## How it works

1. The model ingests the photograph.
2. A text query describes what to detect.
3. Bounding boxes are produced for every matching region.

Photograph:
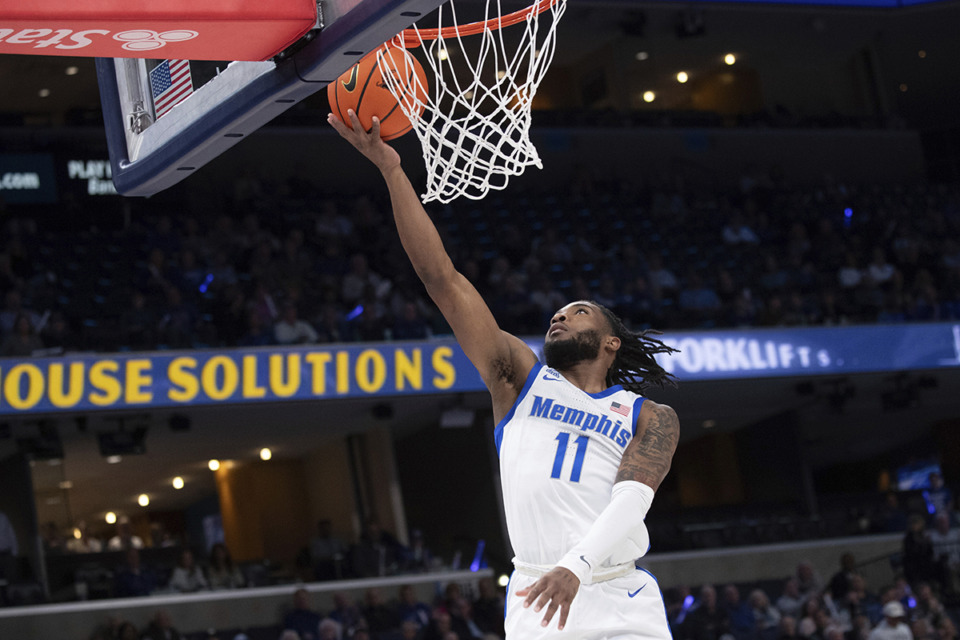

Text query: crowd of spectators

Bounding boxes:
[87,578,506,640]
[10,472,937,640]
[2,172,960,356]
[663,476,960,640]
[666,548,960,640]
[33,517,441,605]
[77,499,960,640]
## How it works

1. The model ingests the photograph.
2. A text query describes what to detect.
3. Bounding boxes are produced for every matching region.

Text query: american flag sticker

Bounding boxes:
[149,60,194,118]
[610,401,630,416]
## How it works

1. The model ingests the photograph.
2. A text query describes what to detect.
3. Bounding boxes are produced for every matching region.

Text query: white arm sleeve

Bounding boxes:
[554,481,654,583]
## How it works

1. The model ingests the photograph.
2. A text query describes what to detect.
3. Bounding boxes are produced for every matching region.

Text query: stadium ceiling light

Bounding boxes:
[724,53,736,65]
[208,459,221,471]
[677,71,689,83]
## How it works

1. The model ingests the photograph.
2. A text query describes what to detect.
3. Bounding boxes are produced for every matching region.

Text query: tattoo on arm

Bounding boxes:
[617,404,679,489]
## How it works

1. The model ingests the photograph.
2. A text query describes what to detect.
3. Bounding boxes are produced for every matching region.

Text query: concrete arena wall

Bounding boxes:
[641,532,902,591]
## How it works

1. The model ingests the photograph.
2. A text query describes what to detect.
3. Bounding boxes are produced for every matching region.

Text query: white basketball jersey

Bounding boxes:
[495,362,647,569]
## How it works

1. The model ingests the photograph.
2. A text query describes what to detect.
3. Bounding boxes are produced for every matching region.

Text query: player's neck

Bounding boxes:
[555,361,609,395]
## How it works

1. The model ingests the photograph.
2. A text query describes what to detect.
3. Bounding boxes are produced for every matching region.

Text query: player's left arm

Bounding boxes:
[617,400,680,489]
[517,400,679,630]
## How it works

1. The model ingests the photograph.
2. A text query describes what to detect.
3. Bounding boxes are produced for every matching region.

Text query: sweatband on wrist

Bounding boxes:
[555,481,655,584]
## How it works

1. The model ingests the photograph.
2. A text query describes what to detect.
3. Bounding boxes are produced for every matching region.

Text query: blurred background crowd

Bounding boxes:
[0,470,953,640]
[2,169,960,358]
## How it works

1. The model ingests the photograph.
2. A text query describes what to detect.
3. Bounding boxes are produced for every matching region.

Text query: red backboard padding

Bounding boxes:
[0,0,318,60]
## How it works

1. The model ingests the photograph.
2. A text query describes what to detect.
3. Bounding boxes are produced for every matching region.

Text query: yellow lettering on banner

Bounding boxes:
[89,360,121,406]
[3,364,44,410]
[395,349,422,390]
[242,355,266,399]
[48,362,84,408]
[432,347,455,389]
[168,357,199,402]
[305,352,331,395]
[125,359,153,404]
[336,351,350,394]
[356,350,386,393]
[269,354,300,397]
[202,356,239,400]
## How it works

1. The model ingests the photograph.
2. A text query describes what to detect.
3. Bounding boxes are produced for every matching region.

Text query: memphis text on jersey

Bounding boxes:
[528,395,631,448]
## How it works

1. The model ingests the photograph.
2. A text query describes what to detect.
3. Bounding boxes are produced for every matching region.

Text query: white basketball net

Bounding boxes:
[379,0,567,203]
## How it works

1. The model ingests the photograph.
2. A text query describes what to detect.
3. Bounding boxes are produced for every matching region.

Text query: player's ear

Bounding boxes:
[606,336,621,353]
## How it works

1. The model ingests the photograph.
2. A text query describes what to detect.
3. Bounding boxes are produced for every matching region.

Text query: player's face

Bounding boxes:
[543,302,609,369]
[545,301,605,342]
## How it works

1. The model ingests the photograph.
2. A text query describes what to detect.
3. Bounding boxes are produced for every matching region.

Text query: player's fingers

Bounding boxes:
[347,109,364,133]
[534,590,553,613]
[540,599,560,627]
[370,116,382,138]
[326,113,349,135]
[557,602,570,631]
[519,582,543,608]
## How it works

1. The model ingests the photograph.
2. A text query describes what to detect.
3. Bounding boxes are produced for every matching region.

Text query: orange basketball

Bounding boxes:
[328,45,428,141]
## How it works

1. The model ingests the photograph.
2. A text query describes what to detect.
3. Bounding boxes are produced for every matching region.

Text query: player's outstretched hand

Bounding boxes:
[515,566,580,631]
[327,109,401,174]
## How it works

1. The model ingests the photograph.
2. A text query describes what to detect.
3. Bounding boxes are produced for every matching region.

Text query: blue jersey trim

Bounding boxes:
[638,566,673,635]
[504,571,513,620]
[638,566,659,583]
[632,397,647,437]
[587,385,624,399]
[494,362,543,457]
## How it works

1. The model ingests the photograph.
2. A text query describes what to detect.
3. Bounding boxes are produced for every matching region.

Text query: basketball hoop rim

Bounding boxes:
[393,0,560,47]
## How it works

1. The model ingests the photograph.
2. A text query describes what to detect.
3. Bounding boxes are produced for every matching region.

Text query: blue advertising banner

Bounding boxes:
[0,343,475,416]
[1,323,958,415]
[655,323,960,380]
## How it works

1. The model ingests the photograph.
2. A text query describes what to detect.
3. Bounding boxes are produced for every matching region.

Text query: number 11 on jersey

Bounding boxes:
[550,432,589,483]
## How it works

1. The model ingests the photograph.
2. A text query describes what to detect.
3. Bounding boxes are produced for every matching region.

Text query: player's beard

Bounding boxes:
[543,329,603,370]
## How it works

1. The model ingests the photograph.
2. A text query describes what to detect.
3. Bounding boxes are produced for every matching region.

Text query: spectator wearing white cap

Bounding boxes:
[868,602,913,640]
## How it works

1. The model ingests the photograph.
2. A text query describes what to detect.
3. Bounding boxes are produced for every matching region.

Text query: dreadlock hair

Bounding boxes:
[592,301,679,393]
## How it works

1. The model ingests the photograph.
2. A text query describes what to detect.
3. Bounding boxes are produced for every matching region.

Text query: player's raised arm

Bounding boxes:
[328,111,537,404]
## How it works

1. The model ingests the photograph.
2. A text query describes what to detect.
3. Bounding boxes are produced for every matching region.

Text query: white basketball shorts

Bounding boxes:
[504,567,673,640]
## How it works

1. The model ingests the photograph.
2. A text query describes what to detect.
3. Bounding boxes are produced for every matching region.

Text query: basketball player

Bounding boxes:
[329,110,679,640]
